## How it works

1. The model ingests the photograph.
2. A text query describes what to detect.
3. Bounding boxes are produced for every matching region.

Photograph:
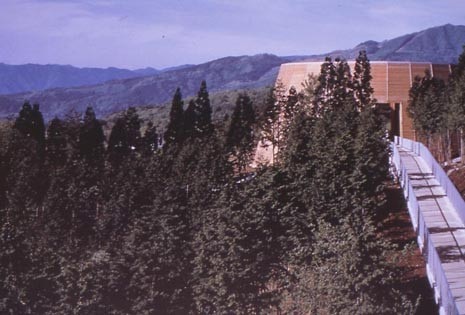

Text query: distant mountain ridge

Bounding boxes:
[0,24,464,120]
[300,24,465,63]
[0,54,286,120]
[0,63,158,95]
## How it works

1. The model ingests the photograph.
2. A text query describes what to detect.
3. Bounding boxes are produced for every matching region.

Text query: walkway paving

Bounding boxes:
[397,146,465,315]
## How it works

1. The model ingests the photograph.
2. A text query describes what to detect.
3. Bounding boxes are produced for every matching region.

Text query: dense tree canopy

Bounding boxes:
[0,70,418,314]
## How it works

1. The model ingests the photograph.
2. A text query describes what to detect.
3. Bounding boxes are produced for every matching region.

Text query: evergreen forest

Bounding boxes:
[0,52,419,314]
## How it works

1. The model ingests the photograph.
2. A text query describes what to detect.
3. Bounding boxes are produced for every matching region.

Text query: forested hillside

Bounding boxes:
[0,52,423,314]
[0,54,284,120]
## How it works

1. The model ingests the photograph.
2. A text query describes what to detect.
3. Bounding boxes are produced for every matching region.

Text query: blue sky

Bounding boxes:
[1,0,464,69]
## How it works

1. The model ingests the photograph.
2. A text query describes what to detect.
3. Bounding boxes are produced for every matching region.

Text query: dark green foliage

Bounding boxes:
[193,80,214,137]
[193,179,283,314]
[283,86,300,121]
[46,117,68,168]
[0,75,413,314]
[353,50,375,110]
[0,123,11,209]
[408,71,446,141]
[314,57,355,115]
[141,121,159,156]
[280,86,303,148]
[6,103,47,211]
[125,184,194,314]
[278,55,415,313]
[164,87,184,147]
[14,102,45,146]
[260,86,279,145]
[183,99,196,140]
[353,107,390,206]
[108,107,141,165]
[225,92,256,172]
[259,83,286,162]
[453,44,465,79]
[79,107,105,165]
[313,57,337,115]
[447,46,465,160]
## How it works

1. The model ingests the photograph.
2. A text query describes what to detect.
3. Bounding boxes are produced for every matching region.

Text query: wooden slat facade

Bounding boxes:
[432,64,453,81]
[371,63,388,103]
[275,61,452,141]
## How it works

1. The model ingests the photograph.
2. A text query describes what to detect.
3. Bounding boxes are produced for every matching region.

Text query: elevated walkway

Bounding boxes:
[392,137,465,315]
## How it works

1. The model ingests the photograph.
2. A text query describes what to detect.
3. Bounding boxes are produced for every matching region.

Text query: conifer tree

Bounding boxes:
[447,45,465,161]
[108,107,141,165]
[193,181,283,314]
[333,58,355,111]
[225,93,256,172]
[281,86,302,144]
[353,50,374,110]
[260,82,286,163]
[141,122,158,156]
[79,107,105,164]
[408,70,446,147]
[14,102,45,147]
[183,99,197,140]
[260,86,279,148]
[46,117,67,169]
[7,103,47,212]
[164,87,184,147]
[313,57,337,115]
[125,183,194,314]
[193,80,214,136]
[31,104,45,147]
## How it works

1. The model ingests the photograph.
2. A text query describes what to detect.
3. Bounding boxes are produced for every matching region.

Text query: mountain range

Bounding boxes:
[0,24,464,120]
[0,63,161,95]
[302,23,465,63]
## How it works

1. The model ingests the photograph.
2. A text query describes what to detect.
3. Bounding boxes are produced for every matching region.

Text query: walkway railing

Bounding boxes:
[394,137,465,223]
[392,136,465,315]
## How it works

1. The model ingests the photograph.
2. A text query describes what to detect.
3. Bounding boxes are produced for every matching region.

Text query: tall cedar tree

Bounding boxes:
[280,86,302,148]
[14,102,45,146]
[183,99,196,140]
[353,50,374,110]
[0,123,11,209]
[225,93,256,172]
[260,82,286,163]
[108,107,141,165]
[260,86,278,149]
[46,117,68,169]
[141,122,158,156]
[193,80,214,136]
[408,70,446,147]
[448,45,465,160]
[125,182,194,314]
[313,57,337,116]
[278,53,412,313]
[193,176,284,313]
[7,102,46,211]
[164,87,184,147]
[79,107,105,166]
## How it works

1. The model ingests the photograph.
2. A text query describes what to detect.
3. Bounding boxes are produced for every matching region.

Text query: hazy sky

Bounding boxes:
[1,0,464,69]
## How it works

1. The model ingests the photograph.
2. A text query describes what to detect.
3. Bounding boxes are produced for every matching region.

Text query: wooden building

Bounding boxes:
[254,61,452,165]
